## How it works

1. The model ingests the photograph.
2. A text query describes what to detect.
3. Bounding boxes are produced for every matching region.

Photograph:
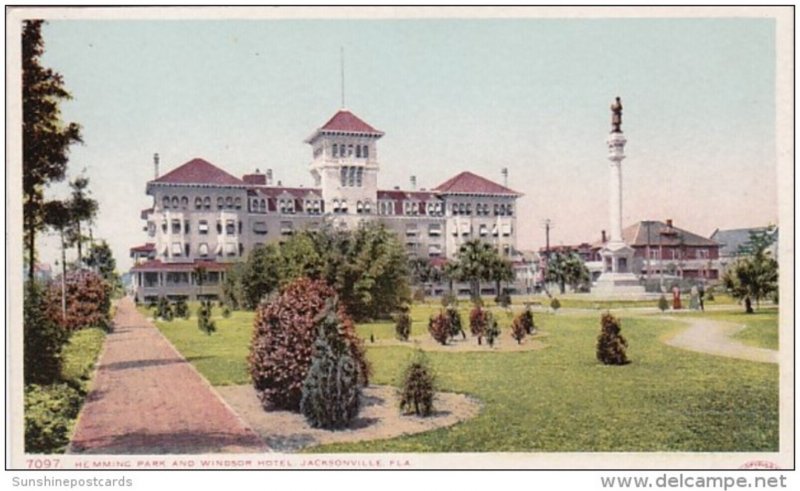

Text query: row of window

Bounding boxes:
[451,202,514,217]
[405,224,442,237]
[376,201,445,217]
[340,166,364,188]
[451,223,513,237]
[332,143,369,159]
[165,241,244,258]
[647,248,710,260]
[162,195,243,211]
[159,219,242,236]
[249,198,323,215]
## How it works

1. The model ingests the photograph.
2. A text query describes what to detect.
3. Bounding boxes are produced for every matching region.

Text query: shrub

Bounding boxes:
[495,291,512,308]
[300,299,362,429]
[395,311,412,341]
[154,296,173,321]
[197,300,216,335]
[45,271,111,332]
[485,313,500,347]
[174,297,190,319]
[412,289,426,304]
[596,313,630,365]
[24,282,69,385]
[24,383,82,454]
[658,295,669,312]
[428,311,451,346]
[441,291,457,307]
[510,313,528,345]
[550,297,561,312]
[520,305,536,334]
[249,278,369,411]
[399,351,435,417]
[469,306,488,345]
[222,305,232,318]
[445,305,465,340]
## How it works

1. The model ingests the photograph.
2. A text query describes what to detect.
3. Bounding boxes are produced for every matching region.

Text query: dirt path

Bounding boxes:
[663,316,778,364]
[68,297,267,454]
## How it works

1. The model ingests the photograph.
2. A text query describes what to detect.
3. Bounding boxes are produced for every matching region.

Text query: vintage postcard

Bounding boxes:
[5,5,794,474]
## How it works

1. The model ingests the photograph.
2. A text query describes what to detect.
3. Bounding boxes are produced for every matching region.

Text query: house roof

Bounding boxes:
[710,227,779,257]
[305,109,384,142]
[616,221,719,248]
[257,187,322,199]
[151,158,246,186]
[377,189,439,202]
[130,259,233,272]
[433,171,521,196]
[130,243,155,254]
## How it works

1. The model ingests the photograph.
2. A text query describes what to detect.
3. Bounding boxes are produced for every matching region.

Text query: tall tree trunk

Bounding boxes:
[25,197,36,282]
[60,229,67,321]
[75,220,82,267]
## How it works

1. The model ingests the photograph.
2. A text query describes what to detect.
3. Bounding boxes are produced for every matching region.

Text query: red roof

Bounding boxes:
[130,243,155,253]
[320,109,382,134]
[152,158,245,186]
[130,259,233,272]
[433,171,521,196]
[377,189,439,202]
[258,187,322,199]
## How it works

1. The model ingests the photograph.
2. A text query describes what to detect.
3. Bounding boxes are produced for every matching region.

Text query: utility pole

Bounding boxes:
[541,219,554,290]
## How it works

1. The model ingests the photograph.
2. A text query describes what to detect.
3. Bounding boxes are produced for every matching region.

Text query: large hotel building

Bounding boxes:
[130,109,523,301]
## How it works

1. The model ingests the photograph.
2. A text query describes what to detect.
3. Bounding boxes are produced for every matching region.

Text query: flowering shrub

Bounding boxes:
[45,271,111,332]
[249,278,368,411]
[469,306,489,345]
[428,311,450,345]
[395,311,412,341]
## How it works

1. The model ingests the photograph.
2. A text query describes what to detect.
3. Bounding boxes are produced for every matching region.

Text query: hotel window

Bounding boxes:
[363,145,369,158]
[428,244,442,257]
[356,167,363,187]
[184,220,190,234]
[235,197,242,210]
[217,197,224,209]
[171,242,183,256]
[698,249,709,259]
[465,203,472,216]
[198,243,209,257]
[340,167,347,187]
[502,224,512,237]
[216,220,222,234]
[184,243,190,257]
[172,197,179,208]
[492,224,499,237]
[364,201,371,214]
[459,203,466,215]
[161,220,168,233]
[356,145,362,158]
[348,167,356,187]
[171,219,181,234]
[357,201,363,214]
[452,203,459,216]
[204,197,211,210]
[253,221,268,235]
[507,204,513,216]
[428,224,442,236]
[281,221,294,236]
[147,222,156,237]
[333,144,338,157]
[225,242,237,256]
[195,197,203,209]
[406,224,418,237]
[162,196,170,209]
[480,224,488,237]
[348,144,354,156]
[260,199,266,212]
[340,200,348,213]
[649,249,659,260]
[225,197,233,208]
[333,199,340,213]
[494,204,499,215]
[181,196,189,208]
[252,199,259,211]
[226,220,235,235]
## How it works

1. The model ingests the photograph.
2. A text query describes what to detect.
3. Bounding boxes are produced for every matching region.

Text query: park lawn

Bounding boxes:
[683,308,778,351]
[150,304,778,452]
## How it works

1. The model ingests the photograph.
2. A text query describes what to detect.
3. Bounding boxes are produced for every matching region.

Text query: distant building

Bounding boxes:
[129,109,522,302]
[710,226,779,273]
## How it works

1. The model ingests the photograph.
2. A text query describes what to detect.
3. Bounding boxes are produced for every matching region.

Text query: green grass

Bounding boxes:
[683,308,778,351]
[149,303,778,452]
[61,327,107,390]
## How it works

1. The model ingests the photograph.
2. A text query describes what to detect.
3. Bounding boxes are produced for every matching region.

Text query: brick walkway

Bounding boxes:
[68,297,268,454]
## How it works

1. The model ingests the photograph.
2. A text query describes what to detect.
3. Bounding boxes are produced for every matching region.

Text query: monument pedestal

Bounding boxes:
[593,241,645,296]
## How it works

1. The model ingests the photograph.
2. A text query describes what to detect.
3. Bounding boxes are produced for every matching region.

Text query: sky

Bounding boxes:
[29,13,778,272]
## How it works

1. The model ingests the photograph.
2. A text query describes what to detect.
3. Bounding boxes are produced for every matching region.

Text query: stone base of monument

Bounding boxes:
[592,272,647,297]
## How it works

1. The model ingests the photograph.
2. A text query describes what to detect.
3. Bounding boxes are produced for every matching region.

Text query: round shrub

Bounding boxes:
[550,297,561,312]
[300,299,362,429]
[658,295,669,312]
[395,311,412,341]
[520,305,536,334]
[154,296,173,321]
[399,351,435,417]
[197,300,216,335]
[222,305,232,318]
[428,311,450,346]
[45,271,111,332]
[596,313,630,365]
[174,297,190,319]
[249,278,368,411]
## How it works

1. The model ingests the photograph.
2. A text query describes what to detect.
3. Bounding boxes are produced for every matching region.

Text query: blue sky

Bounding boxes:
[34,15,777,271]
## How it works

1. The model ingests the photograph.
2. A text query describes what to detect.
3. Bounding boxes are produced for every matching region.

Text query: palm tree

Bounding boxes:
[489,256,514,298]
[454,240,502,300]
[546,251,590,294]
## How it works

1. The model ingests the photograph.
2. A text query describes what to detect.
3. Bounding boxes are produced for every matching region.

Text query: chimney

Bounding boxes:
[666,218,673,228]
[266,169,273,186]
[601,230,607,243]
[410,175,417,191]
[501,167,508,187]
[153,153,160,179]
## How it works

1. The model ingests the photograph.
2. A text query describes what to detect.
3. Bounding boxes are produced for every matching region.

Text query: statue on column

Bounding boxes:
[611,97,623,133]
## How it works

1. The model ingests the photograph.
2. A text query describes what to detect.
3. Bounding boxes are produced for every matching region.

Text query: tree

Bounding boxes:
[399,350,435,417]
[43,200,72,320]
[488,256,514,300]
[722,232,778,313]
[85,240,119,295]
[545,251,590,294]
[66,175,98,266]
[241,243,281,310]
[23,20,82,281]
[193,265,207,300]
[453,239,502,300]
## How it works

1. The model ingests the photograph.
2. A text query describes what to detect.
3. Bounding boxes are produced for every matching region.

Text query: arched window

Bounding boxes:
[459,203,466,214]
[333,144,338,158]
[341,200,348,212]
[198,243,209,257]
[333,199,340,213]
[234,197,241,209]
[483,203,490,215]
[195,197,203,209]
[181,196,189,208]
[356,145,362,158]
[162,196,170,209]
[507,204,513,216]
[363,145,369,158]
[204,197,211,209]
[171,197,179,208]
[357,201,363,214]
[260,199,266,212]
[364,201,371,214]
[217,197,224,209]
[225,197,233,208]
[452,203,458,215]
[499,204,506,216]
